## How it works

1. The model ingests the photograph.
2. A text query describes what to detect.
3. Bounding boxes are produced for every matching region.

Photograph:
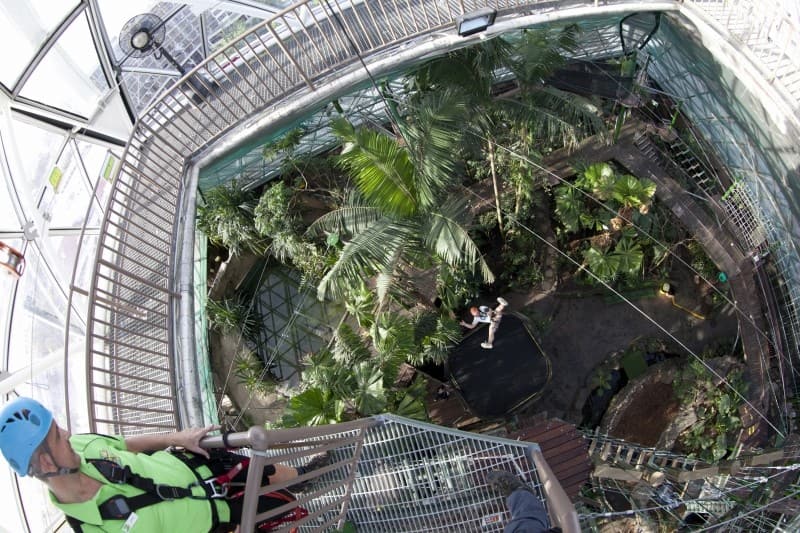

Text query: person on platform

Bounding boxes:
[460,297,509,349]
[487,470,557,533]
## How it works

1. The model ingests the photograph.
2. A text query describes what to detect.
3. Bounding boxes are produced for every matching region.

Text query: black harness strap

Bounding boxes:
[85,456,230,531]
[65,515,84,532]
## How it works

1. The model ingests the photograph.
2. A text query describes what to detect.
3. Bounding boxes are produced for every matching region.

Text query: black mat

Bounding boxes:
[449,315,550,417]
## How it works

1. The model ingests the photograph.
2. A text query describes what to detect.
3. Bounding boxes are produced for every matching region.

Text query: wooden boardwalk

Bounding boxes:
[509,418,592,501]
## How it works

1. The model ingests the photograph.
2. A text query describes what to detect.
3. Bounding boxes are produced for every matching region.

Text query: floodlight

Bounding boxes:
[456,8,497,37]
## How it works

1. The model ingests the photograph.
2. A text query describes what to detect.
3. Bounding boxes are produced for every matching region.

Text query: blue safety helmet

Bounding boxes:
[0,397,53,476]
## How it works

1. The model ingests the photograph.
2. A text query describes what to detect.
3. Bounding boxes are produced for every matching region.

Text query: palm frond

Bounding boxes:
[332,323,371,364]
[504,87,604,149]
[512,25,580,85]
[307,204,382,238]
[334,124,418,218]
[423,196,494,283]
[317,219,416,300]
[401,89,469,207]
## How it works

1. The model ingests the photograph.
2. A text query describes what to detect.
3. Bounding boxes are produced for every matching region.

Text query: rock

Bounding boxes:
[656,407,698,450]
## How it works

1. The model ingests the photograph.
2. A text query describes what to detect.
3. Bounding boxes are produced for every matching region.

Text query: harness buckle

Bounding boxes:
[203,477,229,499]
[156,484,183,500]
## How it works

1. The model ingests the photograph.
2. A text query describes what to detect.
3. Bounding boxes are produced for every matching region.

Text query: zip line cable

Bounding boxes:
[482,130,788,378]
[230,278,317,429]
[215,258,271,422]
[458,182,784,438]
[488,135,790,431]
[564,42,796,431]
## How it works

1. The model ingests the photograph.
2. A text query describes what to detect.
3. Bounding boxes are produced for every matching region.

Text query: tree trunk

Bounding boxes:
[487,139,504,232]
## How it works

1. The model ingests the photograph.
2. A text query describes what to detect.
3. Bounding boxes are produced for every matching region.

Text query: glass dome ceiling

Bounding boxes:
[0,2,295,530]
[1,0,800,532]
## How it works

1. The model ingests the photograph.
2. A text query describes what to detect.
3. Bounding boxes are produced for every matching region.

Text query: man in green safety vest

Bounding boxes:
[0,397,326,532]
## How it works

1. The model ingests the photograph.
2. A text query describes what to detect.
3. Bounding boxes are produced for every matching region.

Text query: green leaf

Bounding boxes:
[283,387,339,426]
[393,390,428,421]
[712,434,728,461]
[352,361,386,415]
[580,163,616,201]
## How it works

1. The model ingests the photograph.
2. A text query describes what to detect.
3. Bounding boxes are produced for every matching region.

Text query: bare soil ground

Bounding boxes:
[506,271,738,426]
[608,381,681,446]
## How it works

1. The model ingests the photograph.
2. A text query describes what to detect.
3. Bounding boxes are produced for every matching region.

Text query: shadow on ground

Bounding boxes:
[517,280,738,424]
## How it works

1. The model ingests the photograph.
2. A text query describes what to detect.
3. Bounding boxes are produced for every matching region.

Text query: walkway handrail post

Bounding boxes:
[530,447,581,533]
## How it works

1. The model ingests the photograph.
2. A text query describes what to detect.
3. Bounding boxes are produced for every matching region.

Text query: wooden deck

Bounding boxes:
[425,377,481,429]
[509,419,592,501]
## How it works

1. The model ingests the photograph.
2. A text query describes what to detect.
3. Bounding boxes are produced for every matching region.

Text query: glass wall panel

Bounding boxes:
[19,13,107,118]
[6,245,68,391]
[0,238,23,370]
[0,1,80,88]
[121,71,179,116]
[38,143,93,230]
[0,174,22,232]
[75,139,120,211]
[9,117,68,200]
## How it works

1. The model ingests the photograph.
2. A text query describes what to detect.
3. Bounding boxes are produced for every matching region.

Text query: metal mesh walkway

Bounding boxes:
[208,415,549,532]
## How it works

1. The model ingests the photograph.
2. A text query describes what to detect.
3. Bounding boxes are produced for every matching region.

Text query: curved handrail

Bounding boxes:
[72,0,800,438]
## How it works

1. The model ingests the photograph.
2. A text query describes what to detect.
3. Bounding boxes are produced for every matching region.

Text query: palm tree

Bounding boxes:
[309,113,493,304]
[408,26,604,230]
[197,180,265,257]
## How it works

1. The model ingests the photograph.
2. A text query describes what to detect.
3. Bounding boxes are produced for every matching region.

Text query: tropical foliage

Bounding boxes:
[197,181,265,256]
[673,359,746,461]
[309,112,493,304]
[553,163,656,284]
[206,297,262,344]
[234,348,276,396]
[280,314,451,426]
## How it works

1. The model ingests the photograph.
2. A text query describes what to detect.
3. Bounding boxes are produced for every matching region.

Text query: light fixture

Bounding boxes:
[0,242,25,279]
[130,30,153,51]
[456,8,497,37]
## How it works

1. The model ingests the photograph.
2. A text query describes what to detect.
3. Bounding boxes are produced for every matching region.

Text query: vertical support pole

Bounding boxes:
[239,426,270,532]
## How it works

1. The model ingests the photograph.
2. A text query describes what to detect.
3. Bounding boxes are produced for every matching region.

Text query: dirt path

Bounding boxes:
[506,282,739,424]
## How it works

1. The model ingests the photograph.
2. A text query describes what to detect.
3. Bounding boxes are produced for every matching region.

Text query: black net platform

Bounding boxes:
[449,314,551,417]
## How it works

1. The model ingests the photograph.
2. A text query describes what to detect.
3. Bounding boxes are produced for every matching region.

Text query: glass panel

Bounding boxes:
[38,143,93,229]
[0,136,24,232]
[121,71,179,116]
[9,117,68,198]
[6,245,68,385]
[205,9,266,54]
[75,139,121,211]
[0,464,27,532]
[20,13,108,118]
[0,238,24,370]
[0,1,79,88]
[42,235,82,291]
[68,234,98,318]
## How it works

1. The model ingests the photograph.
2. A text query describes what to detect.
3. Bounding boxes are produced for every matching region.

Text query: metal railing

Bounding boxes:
[74,0,800,438]
[688,0,800,117]
[199,415,573,532]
